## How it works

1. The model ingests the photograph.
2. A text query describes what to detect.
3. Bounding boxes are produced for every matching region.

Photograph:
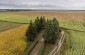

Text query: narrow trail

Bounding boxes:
[49,31,65,55]
[29,30,44,55]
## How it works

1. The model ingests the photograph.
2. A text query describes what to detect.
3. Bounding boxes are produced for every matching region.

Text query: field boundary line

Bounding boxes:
[0,20,28,24]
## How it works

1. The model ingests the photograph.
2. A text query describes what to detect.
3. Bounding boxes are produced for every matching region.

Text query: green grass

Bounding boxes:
[59,19,85,55]
[66,30,85,55]
[0,14,36,23]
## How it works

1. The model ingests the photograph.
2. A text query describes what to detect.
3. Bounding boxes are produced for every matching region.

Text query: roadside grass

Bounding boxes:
[0,25,30,55]
[0,21,22,32]
[64,30,85,55]
[43,43,54,55]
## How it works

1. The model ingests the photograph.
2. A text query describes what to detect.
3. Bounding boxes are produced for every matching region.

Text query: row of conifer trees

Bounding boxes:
[25,16,61,43]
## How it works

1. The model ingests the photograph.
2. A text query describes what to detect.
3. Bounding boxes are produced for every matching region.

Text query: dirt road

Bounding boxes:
[29,31,44,55]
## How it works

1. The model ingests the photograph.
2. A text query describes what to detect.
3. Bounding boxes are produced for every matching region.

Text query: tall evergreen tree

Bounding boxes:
[34,16,46,32]
[43,18,60,43]
[52,18,60,35]
[26,20,37,41]
[40,16,46,29]
[34,17,40,32]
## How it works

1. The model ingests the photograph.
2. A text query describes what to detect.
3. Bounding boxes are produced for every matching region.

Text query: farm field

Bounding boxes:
[65,30,85,55]
[0,11,85,55]
[0,10,85,20]
[0,21,22,32]
[0,24,29,55]
[0,14,35,23]
[59,20,85,55]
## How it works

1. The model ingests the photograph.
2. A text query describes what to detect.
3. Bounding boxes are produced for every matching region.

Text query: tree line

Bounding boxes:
[26,16,61,44]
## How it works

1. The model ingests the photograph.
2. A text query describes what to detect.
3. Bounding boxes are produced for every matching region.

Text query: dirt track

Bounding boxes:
[29,30,44,55]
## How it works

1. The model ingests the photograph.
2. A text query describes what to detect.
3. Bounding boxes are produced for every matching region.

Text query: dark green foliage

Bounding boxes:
[34,17,40,32]
[40,16,46,29]
[43,18,60,43]
[26,20,37,41]
[34,16,46,32]
[26,17,60,43]
[26,16,46,41]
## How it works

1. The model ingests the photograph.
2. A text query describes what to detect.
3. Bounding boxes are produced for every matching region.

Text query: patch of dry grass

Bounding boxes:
[0,24,28,55]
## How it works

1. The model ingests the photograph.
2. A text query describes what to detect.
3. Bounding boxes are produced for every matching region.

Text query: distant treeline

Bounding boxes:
[0,9,85,12]
[0,9,34,12]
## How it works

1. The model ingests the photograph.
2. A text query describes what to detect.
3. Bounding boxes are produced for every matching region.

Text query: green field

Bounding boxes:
[60,20,85,55]
[66,30,85,55]
[0,13,85,55]
[0,14,35,23]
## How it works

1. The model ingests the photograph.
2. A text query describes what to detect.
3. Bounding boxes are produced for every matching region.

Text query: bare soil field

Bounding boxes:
[0,10,85,20]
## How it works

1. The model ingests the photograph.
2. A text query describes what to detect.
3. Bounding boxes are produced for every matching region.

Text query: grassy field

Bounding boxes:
[0,24,29,55]
[66,30,85,55]
[0,11,85,55]
[0,21,22,32]
[60,20,85,55]
[0,14,35,23]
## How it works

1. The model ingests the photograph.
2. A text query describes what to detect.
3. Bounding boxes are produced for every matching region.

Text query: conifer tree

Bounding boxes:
[43,18,60,43]
[40,16,46,29]
[26,20,37,41]
[34,17,40,32]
